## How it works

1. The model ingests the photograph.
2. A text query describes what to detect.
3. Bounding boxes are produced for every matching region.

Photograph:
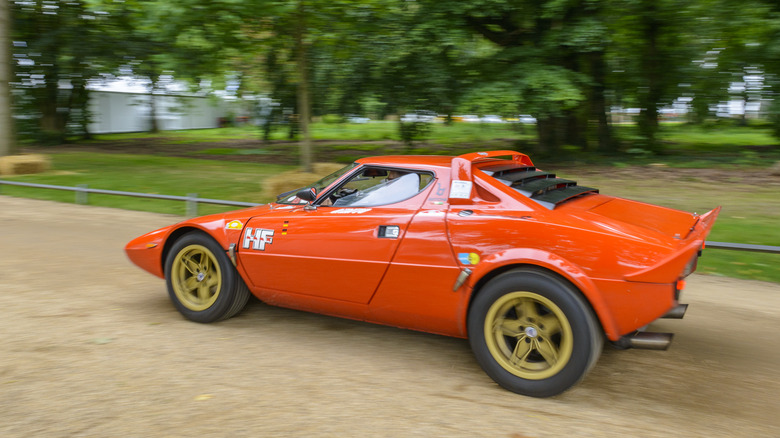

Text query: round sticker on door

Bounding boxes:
[458,252,481,265]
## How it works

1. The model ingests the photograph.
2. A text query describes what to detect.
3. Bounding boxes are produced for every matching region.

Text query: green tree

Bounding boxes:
[607,0,708,153]
[1,0,13,156]
[11,0,116,143]
[235,0,401,170]
[98,0,254,132]
[415,0,614,154]
[744,1,780,140]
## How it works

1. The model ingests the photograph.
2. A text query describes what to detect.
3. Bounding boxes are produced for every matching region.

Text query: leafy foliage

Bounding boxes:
[6,0,780,158]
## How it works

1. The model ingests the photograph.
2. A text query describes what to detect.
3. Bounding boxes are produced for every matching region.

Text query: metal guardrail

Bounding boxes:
[1,179,779,254]
[0,180,259,217]
[704,241,780,254]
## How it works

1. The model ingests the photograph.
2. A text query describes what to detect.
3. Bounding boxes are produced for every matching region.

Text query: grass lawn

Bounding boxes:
[85,121,536,144]
[66,122,780,171]
[0,152,293,215]
[2,148,778,283]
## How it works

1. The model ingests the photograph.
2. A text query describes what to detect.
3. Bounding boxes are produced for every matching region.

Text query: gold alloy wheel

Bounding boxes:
[170,244,222,311]
[484,291,574,380]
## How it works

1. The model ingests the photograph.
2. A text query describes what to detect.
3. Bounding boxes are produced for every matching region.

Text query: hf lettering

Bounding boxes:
[243,228,274,251]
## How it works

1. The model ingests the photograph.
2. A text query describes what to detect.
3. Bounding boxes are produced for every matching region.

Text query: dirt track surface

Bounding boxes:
[1,196,778,437]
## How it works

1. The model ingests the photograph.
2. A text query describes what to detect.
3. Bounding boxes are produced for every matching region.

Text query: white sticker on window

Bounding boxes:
[449,180,473,199]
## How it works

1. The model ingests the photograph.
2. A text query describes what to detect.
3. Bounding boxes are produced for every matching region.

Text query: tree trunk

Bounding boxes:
[590,51,614,153]
[296,0,313,173]
[536,116,563,156]
[564,109,585,149]
[0,0,14,156]
[148,91,159,133]
[39,68,67,144]
[73,78,92,140]
[638,4,662,154]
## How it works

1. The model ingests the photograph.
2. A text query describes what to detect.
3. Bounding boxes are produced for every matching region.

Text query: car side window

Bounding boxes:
[323,168,433,207]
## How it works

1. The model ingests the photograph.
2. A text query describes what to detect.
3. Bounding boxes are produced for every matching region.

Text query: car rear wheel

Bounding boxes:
[165,232,250,323]
[468,268,602,397]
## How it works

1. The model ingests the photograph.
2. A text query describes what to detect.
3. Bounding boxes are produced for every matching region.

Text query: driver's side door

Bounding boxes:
[238,167,434,304]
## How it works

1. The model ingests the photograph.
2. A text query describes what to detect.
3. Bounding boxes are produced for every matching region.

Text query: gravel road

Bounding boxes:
[1,196,778,437]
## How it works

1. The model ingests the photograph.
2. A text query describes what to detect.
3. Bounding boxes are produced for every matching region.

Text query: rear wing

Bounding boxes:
[625,206,721,283]
[449,150,598,208]
[449,151,534,203]
[685,206,720,241]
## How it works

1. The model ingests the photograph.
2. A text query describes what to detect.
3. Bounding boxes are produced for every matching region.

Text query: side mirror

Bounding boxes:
[296,188,316,202]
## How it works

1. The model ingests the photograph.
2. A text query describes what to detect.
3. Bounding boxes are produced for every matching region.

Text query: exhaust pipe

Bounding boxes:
[615,332,674,350]
[662,303,688,319]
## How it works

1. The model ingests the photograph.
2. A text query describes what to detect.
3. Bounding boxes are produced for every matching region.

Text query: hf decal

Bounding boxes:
[243,228,274,251]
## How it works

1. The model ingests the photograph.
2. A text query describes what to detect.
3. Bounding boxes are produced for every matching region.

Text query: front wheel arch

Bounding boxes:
[164,230,250,323]
[161,226,202,276]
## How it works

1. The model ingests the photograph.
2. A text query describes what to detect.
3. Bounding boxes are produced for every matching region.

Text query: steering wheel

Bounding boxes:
[331,188,357,200]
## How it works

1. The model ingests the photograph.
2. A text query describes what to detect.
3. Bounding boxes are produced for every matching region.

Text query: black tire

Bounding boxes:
[468,268,603,397]
[164,232,250,323]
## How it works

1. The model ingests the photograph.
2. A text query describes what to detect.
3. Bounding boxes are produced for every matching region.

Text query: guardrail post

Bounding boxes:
[186,193,198,217]
[76,184,89,205]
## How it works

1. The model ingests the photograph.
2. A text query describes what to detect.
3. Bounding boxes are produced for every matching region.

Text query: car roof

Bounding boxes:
[354,153,533,176]
[355,155,454,170]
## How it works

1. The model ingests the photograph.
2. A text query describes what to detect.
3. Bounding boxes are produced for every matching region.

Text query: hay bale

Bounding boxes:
[263,162,346,199]
[0,154,51,176]
[769,161,780,176]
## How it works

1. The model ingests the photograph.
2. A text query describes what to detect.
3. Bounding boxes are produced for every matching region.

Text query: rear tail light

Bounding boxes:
[675,278,686,300]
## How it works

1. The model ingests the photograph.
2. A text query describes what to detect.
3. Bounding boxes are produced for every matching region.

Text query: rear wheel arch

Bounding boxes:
[466,265,605,397]
[466,264,605,338]
[461,263,618,340]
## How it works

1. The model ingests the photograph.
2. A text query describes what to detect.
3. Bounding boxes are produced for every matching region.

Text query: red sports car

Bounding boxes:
[126,150,719,397]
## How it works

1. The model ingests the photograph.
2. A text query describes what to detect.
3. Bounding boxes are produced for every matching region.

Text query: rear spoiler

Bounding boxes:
[449,151,534,203]
[684,206,721,240]
[624,206,721,283]
[451,150,534,180]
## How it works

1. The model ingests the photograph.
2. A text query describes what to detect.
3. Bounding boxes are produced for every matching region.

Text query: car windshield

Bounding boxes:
[276,163,358,204]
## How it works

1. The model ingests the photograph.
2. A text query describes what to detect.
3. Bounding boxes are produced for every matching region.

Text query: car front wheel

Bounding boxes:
[468,269,602,397]
[165,232,250,323]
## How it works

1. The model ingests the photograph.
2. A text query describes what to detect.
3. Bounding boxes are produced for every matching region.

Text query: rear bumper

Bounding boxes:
[613,303,689,350]
[591,278,679,341]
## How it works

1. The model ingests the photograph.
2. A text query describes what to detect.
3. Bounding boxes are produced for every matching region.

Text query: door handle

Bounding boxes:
[378,225,400,238]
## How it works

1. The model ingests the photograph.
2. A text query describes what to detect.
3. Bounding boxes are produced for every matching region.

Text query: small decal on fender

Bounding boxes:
[458,252,481,265]
[226,220,244,230]
[243,228,275,251]
[332,208,372,214]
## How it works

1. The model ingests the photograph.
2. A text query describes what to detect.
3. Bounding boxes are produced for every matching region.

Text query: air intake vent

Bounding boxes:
[491,167,598,208]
